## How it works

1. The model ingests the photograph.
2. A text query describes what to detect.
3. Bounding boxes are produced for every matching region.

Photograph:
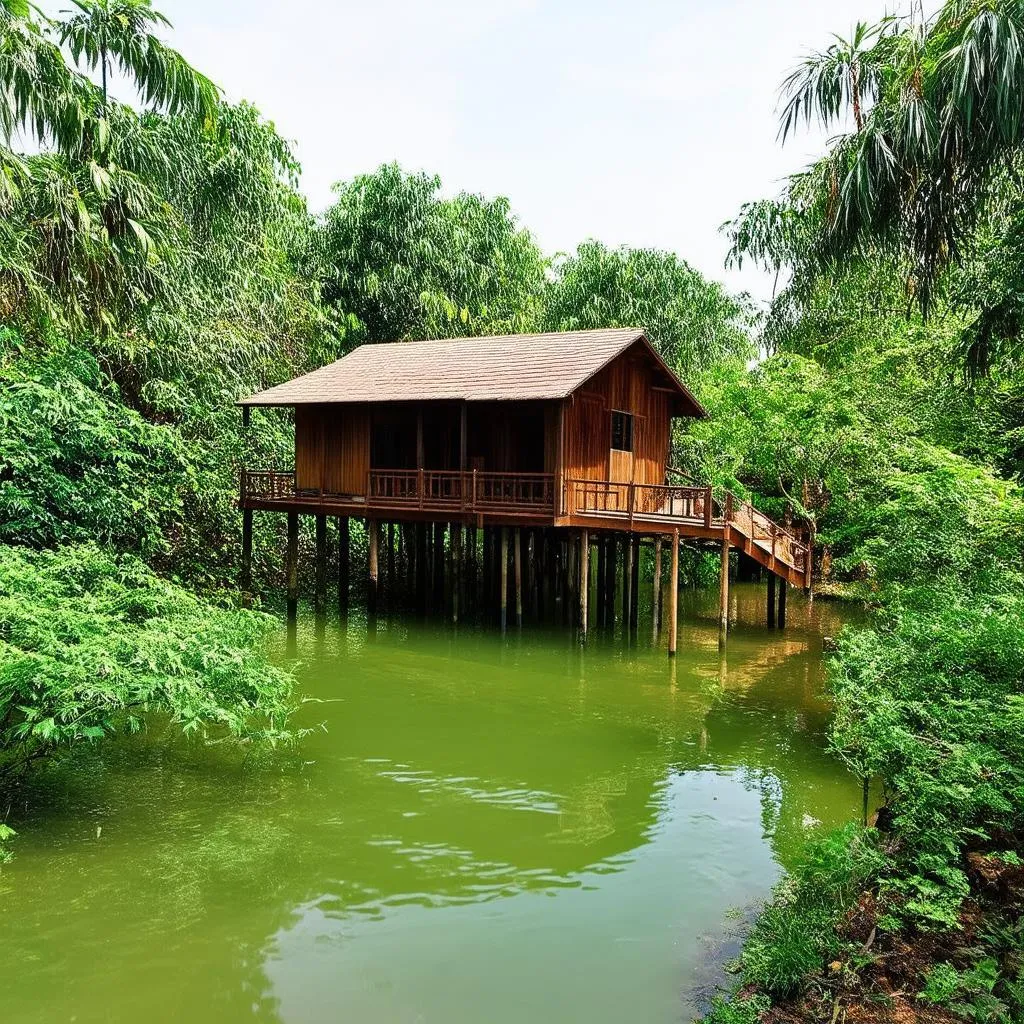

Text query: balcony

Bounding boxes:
[240,469,557,519]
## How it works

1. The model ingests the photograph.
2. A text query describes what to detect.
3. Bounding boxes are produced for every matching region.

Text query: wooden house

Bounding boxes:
[238,328,810,646]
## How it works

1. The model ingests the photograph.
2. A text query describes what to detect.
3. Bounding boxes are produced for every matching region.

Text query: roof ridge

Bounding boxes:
[356,327,645,348]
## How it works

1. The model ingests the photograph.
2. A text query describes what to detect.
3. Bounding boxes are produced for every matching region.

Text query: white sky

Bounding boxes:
[152,0,892,302]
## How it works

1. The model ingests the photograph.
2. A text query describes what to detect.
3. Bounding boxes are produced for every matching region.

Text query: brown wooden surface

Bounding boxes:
[240,328,705,416]
[561,346,672,490]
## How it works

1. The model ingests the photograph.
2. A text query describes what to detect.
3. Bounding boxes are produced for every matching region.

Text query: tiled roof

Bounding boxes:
[239,328,704,414]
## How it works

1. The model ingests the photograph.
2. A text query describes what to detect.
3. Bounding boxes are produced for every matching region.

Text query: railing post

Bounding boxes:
[472,469,478,510]
[628,481,636,527]
[704,486,713,528]
[418,468,425,509]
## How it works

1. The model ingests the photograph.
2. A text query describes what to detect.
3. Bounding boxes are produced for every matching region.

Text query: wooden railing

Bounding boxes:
[241,468,556,515]
[241,469,296,502]
[564,477,809,576]
[723,492,810,576]
[240,468,809,575]
[473,472,555,510]
[565,479,715,524]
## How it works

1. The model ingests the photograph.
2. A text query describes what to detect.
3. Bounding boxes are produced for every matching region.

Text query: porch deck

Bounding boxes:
[240,469,811,587]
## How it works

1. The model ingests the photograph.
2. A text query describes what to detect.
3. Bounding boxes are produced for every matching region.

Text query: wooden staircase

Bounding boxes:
[561,476,811,589]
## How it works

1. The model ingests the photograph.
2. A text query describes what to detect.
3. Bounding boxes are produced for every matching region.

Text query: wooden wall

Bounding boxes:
[561,341,673,486]
[295,404,370,494]
[294,400,557,493]
[292,344,677,496]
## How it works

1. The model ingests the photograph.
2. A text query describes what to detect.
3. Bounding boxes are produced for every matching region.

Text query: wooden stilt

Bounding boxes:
[668,529,679,656]
[778,578,788,629]
[541,531,552,617]
[596,535,607,627]
[651,535,662,641]
[433,522,445,607]
[337,516,350,614]
[286,511,298,623]
[500,527,509,633]
[513,528,523,628]
[557,536,565,614]
[604,535,617,626]
[482,527,492,610]
[528,530,539,620]
[467,525,477,602]
[579,528,589,638]
[387,523,395,604]
[719,536,730,642]
[767,572,777,628]
[241,507,253,608]
[566,537,575,625]
[314,514,327,614]
[626,536,634,630]
[368,519,379,616]
[401,523,412,593]
[623,535,634,630]
[416,522,427,614]
[452,525,461,625]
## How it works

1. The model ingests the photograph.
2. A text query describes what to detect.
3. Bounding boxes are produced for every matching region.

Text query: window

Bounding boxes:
[610,410,633,452]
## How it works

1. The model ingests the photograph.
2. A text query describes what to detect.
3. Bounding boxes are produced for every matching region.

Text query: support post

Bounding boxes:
[416,522,427,614]
[314,513,327,614]
[651,534,662,641]
[596,535,607,627]
[767,572,777,628]
[452,524,461,625]
[387,523,396,604]
[482,527,493,610]
[668,529,679,656]
[623,534,634,630]
[500,527,509,633]
[778,578,788,629]
[604,534,617,626]
[513,528,523,629]
[241,507,253,608]
[719,536,730,642]
[579,528,589,638]
[626,536,634,630]
[286,511,298,623]
[433,522,445,607]
[337,516,350,614]
[368,519,379,616]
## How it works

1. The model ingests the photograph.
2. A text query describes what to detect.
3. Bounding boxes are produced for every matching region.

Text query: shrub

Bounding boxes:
[0,543,297,784]
[739,825,884,998]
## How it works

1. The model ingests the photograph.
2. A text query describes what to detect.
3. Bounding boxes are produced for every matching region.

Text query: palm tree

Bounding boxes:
[0,0,219,330]
[58,0,217,120]
[779,20,892,140]
[737,0,1024,371]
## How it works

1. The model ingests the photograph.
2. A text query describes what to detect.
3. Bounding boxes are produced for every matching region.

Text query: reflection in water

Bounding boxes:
[0,585,861,1024]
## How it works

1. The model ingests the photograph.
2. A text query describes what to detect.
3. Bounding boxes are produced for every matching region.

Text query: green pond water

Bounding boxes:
[1,584,862,1024]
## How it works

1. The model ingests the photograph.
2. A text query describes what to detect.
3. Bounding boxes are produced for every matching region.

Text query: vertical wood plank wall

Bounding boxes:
[292,341,681,496]
[295,404,370,494]
[561,344,673,487]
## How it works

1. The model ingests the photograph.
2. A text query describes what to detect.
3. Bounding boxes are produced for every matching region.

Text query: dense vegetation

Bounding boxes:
[701,3,1024,1022]
[0,0,749,857]
[3,2,1024,1020]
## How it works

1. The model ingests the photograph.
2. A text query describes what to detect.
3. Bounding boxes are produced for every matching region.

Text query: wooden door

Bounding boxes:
[608,410,635,512]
